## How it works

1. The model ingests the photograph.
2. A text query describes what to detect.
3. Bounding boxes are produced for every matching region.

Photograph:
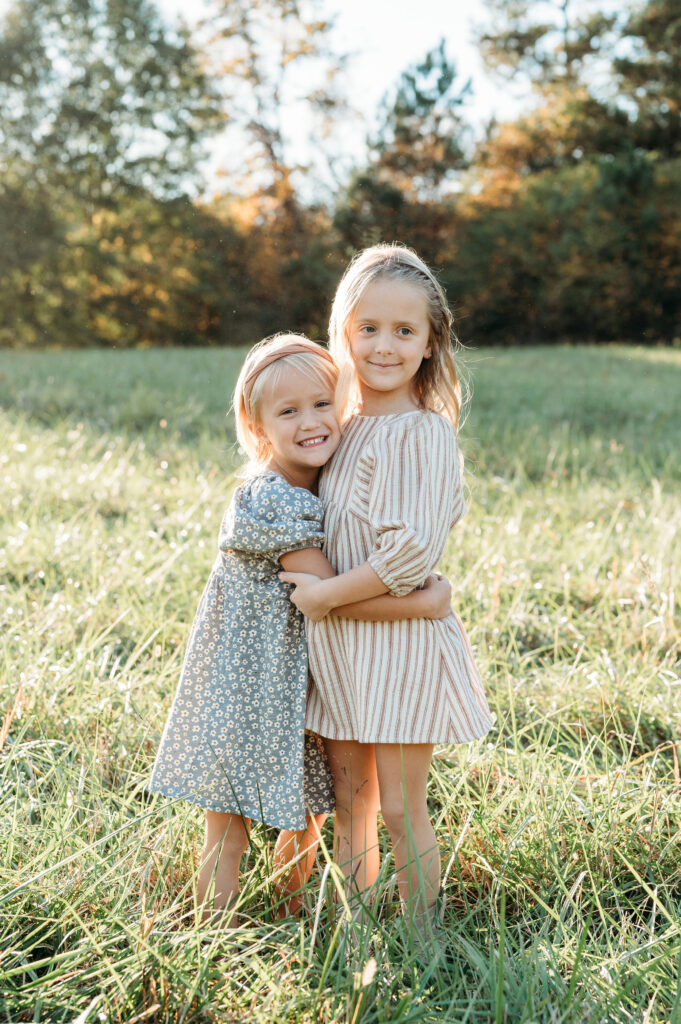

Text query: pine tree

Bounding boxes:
[370,39,471,200]
[614,0,681,156]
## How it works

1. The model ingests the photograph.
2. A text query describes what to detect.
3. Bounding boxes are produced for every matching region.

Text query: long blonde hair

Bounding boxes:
[329,244,462,429]
[234,333,339,467]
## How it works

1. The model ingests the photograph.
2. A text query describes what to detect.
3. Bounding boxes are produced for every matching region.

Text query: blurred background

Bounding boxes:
[0,0,679,350]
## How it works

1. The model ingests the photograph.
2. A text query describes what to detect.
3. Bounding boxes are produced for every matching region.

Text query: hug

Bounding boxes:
[149,243,492,943]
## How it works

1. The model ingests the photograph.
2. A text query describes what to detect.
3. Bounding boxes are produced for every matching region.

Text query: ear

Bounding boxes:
[423,347,432,359]
[250,421,269,443]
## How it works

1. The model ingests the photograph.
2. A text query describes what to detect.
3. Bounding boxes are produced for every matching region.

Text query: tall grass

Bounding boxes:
[1,345,680,1022]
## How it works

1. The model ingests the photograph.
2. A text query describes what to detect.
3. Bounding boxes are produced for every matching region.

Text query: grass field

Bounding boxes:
[1,345,680,1023]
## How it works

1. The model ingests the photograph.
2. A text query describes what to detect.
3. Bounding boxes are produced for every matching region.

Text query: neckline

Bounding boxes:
[350,408,426,421]
[257,467,318,496]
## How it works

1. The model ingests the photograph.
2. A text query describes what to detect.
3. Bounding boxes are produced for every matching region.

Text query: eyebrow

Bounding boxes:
[273,391,333,405]
[355,316,419,326]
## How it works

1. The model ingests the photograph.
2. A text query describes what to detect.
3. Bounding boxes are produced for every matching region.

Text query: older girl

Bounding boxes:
[281,247,492,936]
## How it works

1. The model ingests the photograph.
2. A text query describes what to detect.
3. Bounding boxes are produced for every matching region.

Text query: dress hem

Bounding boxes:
[147,784,335,831]
[308,720,493,745]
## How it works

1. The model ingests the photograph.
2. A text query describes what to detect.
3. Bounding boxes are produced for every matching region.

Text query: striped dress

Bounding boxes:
[306,410,492,744]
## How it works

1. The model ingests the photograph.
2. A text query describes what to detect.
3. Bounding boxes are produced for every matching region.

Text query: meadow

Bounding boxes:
[1,344,680,1023]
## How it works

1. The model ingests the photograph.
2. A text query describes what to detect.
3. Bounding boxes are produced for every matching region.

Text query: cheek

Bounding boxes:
[349,333,367,357]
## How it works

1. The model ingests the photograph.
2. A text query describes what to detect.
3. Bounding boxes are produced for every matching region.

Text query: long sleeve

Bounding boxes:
[366,413,464,596]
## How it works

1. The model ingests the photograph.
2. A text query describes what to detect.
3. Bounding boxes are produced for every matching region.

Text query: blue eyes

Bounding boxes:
[278,400,331,416]
[359,325,414,336]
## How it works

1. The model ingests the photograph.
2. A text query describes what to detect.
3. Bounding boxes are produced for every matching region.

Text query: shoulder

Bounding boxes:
[236,472,323,521]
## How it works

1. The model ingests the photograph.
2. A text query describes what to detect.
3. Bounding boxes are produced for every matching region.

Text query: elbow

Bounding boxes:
[368,549,432,597]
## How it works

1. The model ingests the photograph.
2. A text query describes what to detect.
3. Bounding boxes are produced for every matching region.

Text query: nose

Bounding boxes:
[300,406,322,429]
[373,330,394,354]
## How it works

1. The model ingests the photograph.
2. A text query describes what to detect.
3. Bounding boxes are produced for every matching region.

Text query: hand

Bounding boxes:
[278,571,332,621]
[422,573,452,619]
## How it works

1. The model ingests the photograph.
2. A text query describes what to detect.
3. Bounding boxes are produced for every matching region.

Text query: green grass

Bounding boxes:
[1,344,680,1022]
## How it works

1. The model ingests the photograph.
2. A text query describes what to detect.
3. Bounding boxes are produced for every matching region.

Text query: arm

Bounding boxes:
[279,561,386,620]
[279,548,451,621]
[336,574,451,621]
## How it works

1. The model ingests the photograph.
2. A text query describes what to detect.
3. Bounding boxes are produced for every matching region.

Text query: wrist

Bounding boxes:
[316,579,337,616]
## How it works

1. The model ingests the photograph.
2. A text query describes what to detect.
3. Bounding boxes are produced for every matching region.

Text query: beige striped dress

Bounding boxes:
[306,410,492,744]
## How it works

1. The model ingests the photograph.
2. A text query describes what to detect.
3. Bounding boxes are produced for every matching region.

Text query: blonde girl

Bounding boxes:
[280,246,493,935]
[149,333,452,924]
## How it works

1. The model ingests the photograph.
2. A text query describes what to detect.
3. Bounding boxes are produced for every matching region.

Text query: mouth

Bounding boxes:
[369,361,399,368]
[297,435,329,448]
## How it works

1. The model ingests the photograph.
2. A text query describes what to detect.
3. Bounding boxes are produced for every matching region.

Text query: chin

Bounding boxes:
[297,451,328,466]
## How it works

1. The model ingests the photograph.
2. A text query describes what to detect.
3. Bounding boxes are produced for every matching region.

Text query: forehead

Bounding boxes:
[260,362,334,404]
[352,276,429,322]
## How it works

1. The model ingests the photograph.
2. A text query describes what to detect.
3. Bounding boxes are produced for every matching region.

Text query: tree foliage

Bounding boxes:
[0,0,224,347]
[0,0,680,349]
[199,0,345,198]
[453,152,680,342]
[0,0,223,201]
[614,0,681,156]
[478,0,619,90]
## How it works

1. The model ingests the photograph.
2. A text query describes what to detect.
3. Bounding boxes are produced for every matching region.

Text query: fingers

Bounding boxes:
[278,571,320,585]
[279,572,307,586]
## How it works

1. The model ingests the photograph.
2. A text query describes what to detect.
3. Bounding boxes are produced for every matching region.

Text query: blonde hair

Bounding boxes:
[329,243,463,429]
[234,333,339,467]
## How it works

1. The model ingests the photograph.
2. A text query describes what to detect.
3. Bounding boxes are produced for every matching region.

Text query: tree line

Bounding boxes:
[1,0,679,349]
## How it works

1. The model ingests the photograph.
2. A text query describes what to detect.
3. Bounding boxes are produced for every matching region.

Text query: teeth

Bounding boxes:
[299,437,326,447]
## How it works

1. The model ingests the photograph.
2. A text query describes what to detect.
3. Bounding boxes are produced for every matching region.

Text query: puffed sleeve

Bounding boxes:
[366,413,464,596]
[219,473,325,563]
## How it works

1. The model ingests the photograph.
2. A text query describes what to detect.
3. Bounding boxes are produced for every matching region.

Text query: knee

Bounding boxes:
[380,795,407,837]
[205,815,249,856]
[380,793,425,838]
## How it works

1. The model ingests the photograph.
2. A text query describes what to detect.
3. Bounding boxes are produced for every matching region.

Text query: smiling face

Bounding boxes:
[255,363,341,488]
[348,276,432,414]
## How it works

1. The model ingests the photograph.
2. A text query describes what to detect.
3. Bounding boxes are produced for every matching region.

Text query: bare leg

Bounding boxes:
[273,813,327,917]
[374,744,440,915]
[197,810,250,925]
[324,740,380,900]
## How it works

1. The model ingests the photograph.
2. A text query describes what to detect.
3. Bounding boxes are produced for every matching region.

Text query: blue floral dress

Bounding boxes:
[149,471,335,830]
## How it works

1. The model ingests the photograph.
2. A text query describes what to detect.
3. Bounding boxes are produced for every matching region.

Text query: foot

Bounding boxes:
[397,891,448,963]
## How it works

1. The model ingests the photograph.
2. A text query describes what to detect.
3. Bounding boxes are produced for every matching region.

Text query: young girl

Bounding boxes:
[149,333,452,924]
[280,246,493,935]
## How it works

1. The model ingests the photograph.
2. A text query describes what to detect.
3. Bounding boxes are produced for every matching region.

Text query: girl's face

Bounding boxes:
[255,364,341,487]
[347,276,431,412]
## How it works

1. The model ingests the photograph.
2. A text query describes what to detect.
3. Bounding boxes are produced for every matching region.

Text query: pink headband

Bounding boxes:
[242,341,337,416]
